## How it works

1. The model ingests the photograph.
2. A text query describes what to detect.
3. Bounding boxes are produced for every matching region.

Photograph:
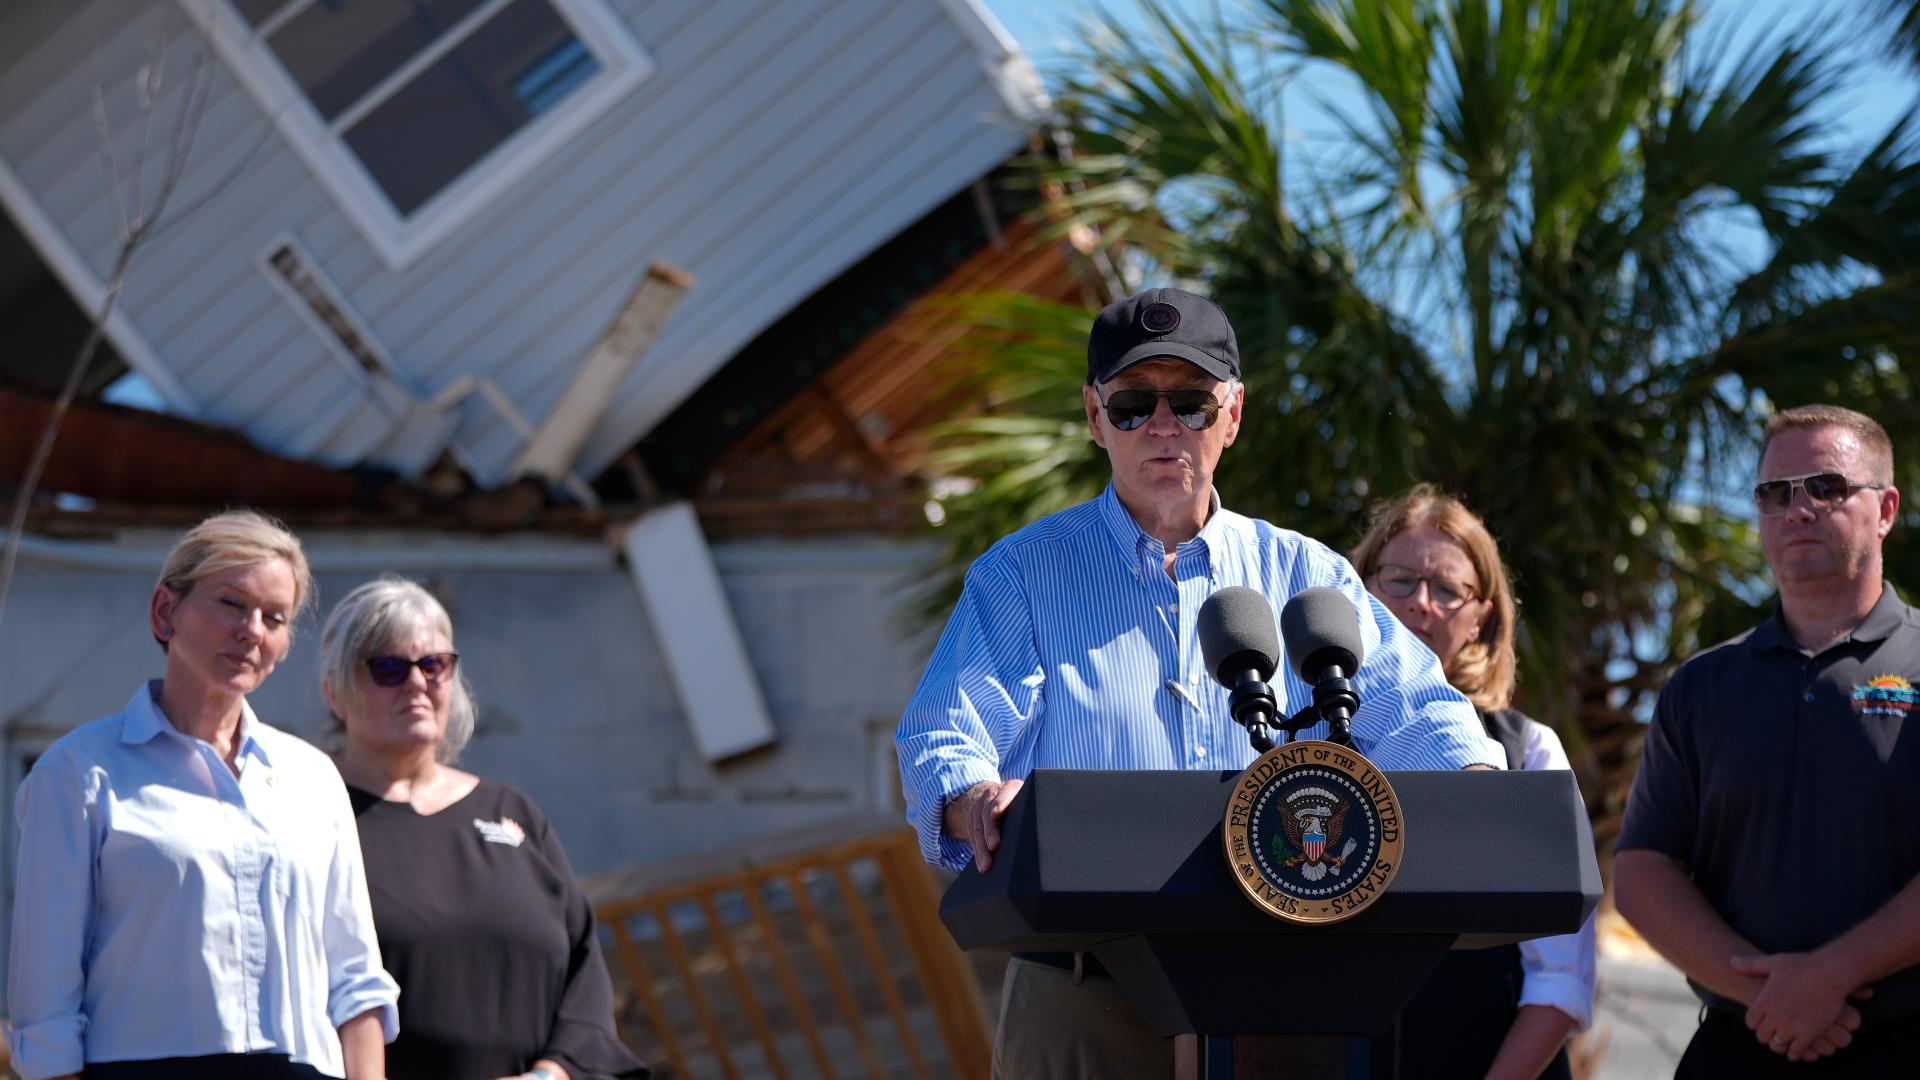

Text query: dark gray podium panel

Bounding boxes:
[1096,932,1457,1035]
[939,768,1601,1035]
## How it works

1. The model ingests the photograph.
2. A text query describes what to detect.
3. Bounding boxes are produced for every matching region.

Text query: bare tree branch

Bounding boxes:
[90,58,130,249]
[127,35,163,230]
[0,25,212,630]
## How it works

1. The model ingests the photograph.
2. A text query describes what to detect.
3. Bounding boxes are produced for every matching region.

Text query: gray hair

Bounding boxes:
[320,575,476,763]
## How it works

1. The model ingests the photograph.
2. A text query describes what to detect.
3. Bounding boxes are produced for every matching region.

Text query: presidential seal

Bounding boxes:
[1222,739,1405,923]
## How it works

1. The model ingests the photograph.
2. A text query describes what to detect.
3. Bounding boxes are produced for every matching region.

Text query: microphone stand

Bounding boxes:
[1274,671,1360,749]
[1228,671,1278,753]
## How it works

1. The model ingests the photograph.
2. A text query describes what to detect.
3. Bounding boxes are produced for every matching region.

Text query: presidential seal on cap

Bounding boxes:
[1223,739,1405,924]
[1087,287,1240,384]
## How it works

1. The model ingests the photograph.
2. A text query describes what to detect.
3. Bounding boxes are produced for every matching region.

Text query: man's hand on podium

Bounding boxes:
[944,779,1025,872]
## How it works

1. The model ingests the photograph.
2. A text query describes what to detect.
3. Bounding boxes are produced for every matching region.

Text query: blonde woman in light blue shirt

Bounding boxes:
[7,510,398,1080]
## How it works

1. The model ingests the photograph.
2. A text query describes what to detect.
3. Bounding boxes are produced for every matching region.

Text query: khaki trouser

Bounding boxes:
[992,956,1174,1079]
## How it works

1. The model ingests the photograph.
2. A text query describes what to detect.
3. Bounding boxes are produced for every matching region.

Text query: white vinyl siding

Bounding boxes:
[0,0,1037,480]
[179,0,653,269]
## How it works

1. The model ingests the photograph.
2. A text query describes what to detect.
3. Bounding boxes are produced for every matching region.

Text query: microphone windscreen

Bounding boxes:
[1280,587,1366,681]
[1198,586,1280,687]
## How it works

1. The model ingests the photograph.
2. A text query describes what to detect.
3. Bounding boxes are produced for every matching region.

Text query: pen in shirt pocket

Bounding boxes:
[1166,678,1202,711]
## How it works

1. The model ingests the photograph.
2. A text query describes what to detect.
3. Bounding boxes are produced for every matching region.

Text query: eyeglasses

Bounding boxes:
[1752,471,1886,517]
[1098,388,1222,431]
[1373,566,1479,612]
[365,652,460,688]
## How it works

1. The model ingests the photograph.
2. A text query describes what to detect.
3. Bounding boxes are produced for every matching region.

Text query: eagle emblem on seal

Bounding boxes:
[1224,740,1406,923]
[1277,786,1359,882]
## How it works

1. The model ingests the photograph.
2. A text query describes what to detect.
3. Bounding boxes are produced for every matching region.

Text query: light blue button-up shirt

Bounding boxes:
[7,681,400,1079]
[897,486,1505,870]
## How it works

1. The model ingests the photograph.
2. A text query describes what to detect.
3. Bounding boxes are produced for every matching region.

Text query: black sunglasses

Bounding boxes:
[365,652,460,688]
[1099,388,1222,431]
[1752,471,1886,517]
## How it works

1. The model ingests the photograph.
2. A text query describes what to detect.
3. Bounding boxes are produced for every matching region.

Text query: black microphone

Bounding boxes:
[1279,587,1366,747]
[1198,586,1282,753]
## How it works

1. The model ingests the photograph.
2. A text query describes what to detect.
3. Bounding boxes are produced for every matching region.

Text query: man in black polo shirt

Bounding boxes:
[1617,404,1920,1076]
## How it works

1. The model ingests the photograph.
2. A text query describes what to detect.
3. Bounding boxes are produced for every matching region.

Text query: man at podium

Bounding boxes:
[1618,404,1920,1077]
[895,288,1505,1077]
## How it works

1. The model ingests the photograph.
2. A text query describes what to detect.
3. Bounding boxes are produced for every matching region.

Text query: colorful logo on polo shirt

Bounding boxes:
[1851,674,1920,717]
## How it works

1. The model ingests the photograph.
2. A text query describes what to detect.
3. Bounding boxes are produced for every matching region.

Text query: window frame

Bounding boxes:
[179,0,653,270]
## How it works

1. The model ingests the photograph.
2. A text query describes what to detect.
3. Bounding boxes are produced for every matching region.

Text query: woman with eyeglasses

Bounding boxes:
[1351,485,1597,1080]
[7,510,398,1080]
[320,577,646,1080]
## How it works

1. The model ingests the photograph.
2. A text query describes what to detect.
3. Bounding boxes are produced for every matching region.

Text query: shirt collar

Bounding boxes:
[1097,483,1226,569]
[1745,609,1791,652]
[122,679,273,765]
[1850,582,1909,643]
[1749,582,1909,652]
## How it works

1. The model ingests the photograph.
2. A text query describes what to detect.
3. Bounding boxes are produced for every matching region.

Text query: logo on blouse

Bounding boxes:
[1851,674,1919,717]
[473,817,526,847]
[1222,740,1404,924]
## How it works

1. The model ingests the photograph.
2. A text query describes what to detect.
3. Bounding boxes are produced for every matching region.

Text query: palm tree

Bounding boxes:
[923,0,1920,853]
[1869,0,1920,75]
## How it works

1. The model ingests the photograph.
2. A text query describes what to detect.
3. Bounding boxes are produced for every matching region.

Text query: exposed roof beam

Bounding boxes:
[511,261,691,488]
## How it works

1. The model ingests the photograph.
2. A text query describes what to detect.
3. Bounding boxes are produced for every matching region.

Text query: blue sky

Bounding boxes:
[979,0,1917,173]
[975,0,1919,382]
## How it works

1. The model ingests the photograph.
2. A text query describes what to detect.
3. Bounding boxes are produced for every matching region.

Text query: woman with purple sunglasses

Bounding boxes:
[320,576,645,1080]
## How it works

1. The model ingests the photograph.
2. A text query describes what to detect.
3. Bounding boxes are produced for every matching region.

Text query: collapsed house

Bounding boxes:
[0,2,1094,1066]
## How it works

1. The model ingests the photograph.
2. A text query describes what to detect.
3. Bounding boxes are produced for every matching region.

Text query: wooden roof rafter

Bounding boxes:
[692,218,1091,536]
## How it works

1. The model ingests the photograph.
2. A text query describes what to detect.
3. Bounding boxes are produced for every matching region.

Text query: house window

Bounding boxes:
[188,0,652,268]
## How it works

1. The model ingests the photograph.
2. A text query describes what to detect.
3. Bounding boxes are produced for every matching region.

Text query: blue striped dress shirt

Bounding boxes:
[897,485,1505,870]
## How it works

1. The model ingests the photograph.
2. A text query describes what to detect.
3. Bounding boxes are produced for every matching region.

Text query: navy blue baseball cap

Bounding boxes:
[1086,287,1240,384]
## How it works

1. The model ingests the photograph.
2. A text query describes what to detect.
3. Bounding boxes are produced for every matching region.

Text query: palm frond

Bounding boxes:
[911,0,1920,851]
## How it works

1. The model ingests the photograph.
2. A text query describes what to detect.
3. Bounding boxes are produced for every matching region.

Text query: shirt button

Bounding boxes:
[1194,746,1207,759]
[1803,690,1815,703]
